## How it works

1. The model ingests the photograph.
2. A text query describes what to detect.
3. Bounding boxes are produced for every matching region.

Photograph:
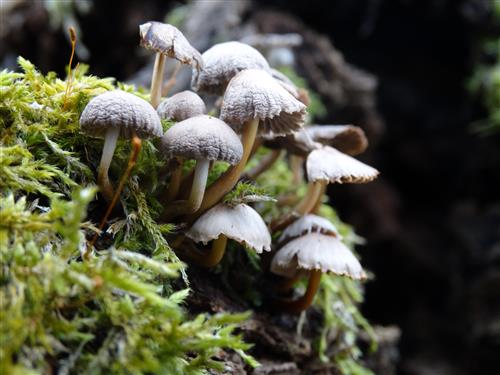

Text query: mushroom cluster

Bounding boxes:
[79,21,379,314]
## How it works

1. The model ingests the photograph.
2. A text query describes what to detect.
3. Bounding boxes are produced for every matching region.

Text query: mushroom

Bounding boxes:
[192,41,270,95]
[79,90,162,201]
[185,203,271,267]
[139,21,203,108]
[159,115,243,219]
[299,125,368,156]
[278,214,339,244]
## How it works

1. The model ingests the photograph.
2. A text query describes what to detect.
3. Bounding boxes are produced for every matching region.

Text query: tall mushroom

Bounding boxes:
[139,21,203,108]
[159,115,243,220]
[185,202,271,267]
[79,90,162,201]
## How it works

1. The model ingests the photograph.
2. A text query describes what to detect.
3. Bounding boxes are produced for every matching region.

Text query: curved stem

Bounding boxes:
[150,53,166,108]
[185,235,228,267]
[162,157,183,204]
[311,183,327,214]
[244,149,282,180]
[290,155,304,185]
[97,127,120,201]
[274,270,322,313]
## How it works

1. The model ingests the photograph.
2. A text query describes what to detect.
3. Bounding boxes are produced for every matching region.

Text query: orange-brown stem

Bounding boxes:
[185,235,228,268]
[311,183,327,214]
[274,270,322,313]
[274,273,302,292]
[162,157,183,204]
[63,26,77,110]
[290,155,304,185]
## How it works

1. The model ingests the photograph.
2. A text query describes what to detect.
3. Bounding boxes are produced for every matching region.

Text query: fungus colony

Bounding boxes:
[80,21,379,313]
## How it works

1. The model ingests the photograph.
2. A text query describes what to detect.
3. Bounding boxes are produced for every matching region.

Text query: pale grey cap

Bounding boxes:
[279,214,339,244]
[157,91,207,121]
[261,128,320,157]
[159,115,242,163]
[139,21,203,73]
[79,90,162,139]
[192,41,270,95]
[306,146,379,184]
[302,125,368,156]
[271,233,366,279]
[220,69,306,135]
[269,68,299,98]
[185,203,271,253]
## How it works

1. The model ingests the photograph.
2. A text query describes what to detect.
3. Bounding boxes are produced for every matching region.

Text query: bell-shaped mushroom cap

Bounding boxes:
[261,128,319,157]
[185,203,271,253]
[157,90,207,121]
[220,69,307,135]
[80,90,163,139]
[306,146,379,184]
[192,41,270,95]
[271,233,366,279]
[279,214,339,243]
[139,21,203,72]
[159,115,243,164]
[301,125,368,156]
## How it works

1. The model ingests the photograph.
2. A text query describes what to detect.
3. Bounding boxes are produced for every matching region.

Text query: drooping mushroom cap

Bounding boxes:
[139,21,203,73]
[80,90,163,139]
[192,41,270,95]
[159,115,242,164]
[157,91,207,121]
[261,128,319,157]
[300,125,368,156]
[279,214,339,244]
[185,203,271,253]
[220,69,307,135]
[306,146,379,184]
[271,233,366,279]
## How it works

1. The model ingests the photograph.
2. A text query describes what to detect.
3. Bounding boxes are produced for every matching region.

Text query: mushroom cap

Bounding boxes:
[157,90,207,121]
[185,203,271,253]
[159,115,242,164]
[139,21,203,72]
[271,233,366,279]
[306,146,379,184]
[220,69,306,135]
[192,41,270,95]
[302,125,368,156]
[79,90,163,139]
[261,128,319,157]
[279,214,339,244]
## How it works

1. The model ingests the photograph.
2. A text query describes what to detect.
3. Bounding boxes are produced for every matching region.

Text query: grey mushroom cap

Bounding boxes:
[185,203,271,253]
[159,115,243,164]
[306,146,379,184]
[301,125,368,156]
[79,90,163,139]
[262,128,319,157]
[139,21,203,72]
[279,214,339,244]
[192,41,270,95]
[157,91,207,121]
[220,69,307,135]
[271,233,366,280]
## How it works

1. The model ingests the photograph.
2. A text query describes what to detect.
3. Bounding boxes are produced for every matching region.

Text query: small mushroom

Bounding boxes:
[159,115,243,219]
[185,203,271,267]
[300,125,368,156]
[278,214,339,244]
[79,90,162,201]
[139,21,203,108]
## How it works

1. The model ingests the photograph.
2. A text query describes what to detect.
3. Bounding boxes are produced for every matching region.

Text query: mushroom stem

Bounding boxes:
[162,157,183,204]
[161,158,210,220]
[97,127,120,201]
[274,273,302,292]
[290,155,304,184]
[274,270,322,313]
[150,53,166,108]
[244,149,282,180]
[311,183,327,214]
[185,235,228,267]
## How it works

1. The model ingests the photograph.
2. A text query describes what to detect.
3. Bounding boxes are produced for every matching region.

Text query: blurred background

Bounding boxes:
[1,0,499,374]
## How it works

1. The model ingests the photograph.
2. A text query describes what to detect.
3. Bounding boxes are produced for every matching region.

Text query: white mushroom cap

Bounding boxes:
[79,90,162,139]
[300,125,368,156]
[220,69,306,135]
[139,21,203,73]
[271,233,366,279]
[185,203,271,253]
[157,90,207,121]
[192,41,270,95]
[159,115,242,164]
[306,146,379,184]
[279,214,339,243]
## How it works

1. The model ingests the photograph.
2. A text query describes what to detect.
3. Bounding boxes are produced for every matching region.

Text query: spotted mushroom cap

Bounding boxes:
[220,69,306,135]
[192,41,270,95]
[185,203,271,253]
[159,115,242,163]
[79,90,162,139]
[157,91,207,121]
[271,233,366,280]
[301,125,368,156]
[139,21,203,73]
[279,214,339,244]
[306,146,379,184]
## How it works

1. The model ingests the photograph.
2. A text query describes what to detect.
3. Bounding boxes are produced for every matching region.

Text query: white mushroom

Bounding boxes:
[278,214,339,244]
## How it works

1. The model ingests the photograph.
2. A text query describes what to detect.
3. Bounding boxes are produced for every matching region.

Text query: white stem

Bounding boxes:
[97,127,120,201]
[150,53,166,108]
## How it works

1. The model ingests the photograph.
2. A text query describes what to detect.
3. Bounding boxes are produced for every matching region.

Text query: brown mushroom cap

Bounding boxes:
[157,90,207,121]
[261,129,319,157]
[80,90,162,139]
[192,41,270,95]
[306,146,379,184]
[220,69,306,135]
[301,125,368,156]
[185,203,271,253]
[159,115,242,164]
[271,233,366,280]
[279,214,339,244]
